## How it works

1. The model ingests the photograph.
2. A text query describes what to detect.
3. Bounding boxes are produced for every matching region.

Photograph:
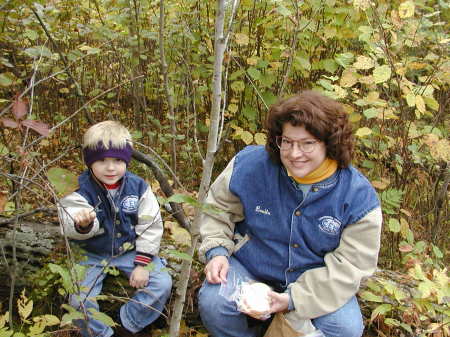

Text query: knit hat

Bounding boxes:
[83,142,133,167]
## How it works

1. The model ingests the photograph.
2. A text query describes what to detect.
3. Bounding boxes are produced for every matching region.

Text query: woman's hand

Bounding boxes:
[204,256,229,284]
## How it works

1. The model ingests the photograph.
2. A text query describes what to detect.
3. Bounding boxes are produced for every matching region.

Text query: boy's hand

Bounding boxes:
[130,265,150,289]
[73,209,96,228]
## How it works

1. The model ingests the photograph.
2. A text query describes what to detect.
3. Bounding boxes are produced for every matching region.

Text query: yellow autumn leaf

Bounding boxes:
[423,96,439,111]
[269,62,283,69]
[353,55,375,70]
[405,92,415,107]
[340,69,358,88]
[400,218,410,239]
[333,85,347,99]
[19,298,33,321]
[228,104,238,113]
[431,139,450,162]
[0,312,8,328]
[235,33,249,46]
[171,225,191,247]
[240,130,253,145]
[398,1,415,19]
[408,122,420,138]
[377,108,398,120]
[373,65,391,84]
[352,0,372,11]
[415,95,426,113]
[349,113,362,123]
[366,91,379,103]
[246,56,258,65]
[372,180,389,190]
[407,62,427,70]
[423,134,450,162]
[355,127,372,137]
[254,132,267,145]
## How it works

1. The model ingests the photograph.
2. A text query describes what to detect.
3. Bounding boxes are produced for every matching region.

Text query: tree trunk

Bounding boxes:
[168,0,230,335]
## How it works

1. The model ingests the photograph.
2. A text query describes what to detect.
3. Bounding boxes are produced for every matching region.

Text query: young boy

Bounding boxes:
[58,121,172,337]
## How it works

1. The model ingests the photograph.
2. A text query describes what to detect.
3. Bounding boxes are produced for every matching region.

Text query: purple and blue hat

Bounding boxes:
[83,142,133,167]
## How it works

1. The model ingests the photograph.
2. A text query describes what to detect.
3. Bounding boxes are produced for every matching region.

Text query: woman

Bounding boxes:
[197,91,382,337]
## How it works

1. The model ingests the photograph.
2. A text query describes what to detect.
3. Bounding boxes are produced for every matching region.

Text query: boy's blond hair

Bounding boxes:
[83,121,132,149]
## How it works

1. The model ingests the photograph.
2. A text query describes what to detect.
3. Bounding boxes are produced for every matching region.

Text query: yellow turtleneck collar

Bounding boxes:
[288,158,338,184]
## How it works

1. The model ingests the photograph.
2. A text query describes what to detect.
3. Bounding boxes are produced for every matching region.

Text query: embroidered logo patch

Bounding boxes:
[255,205,271,215]
[121,195,139,213]
[318,216,341,235]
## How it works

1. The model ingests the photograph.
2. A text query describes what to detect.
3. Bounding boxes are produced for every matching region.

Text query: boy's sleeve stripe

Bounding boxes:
[134,253,153,266]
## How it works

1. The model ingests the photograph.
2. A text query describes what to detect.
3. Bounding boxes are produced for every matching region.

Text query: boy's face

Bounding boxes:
[91,157,126,185]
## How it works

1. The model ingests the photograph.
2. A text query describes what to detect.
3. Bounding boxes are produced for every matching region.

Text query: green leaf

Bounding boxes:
[373,65,391,84]
[0,329,13,337]
[24,46,53,58]
[60,311,84,326]
[87,309,116,327]
[242,106,257,121]
[363,108,379,119]
[388,218,401,233]
[247,67,261,80]
[166,249,193,261]
[359,291,383,302]
[231,81,245,92]
[370,304,392,322]
[432,245,443,259]
[166,194,198,205]
[276,5,291,16]
[384,318,400,326]
[334,52,354,68]
[0,73,14,87]
[47,167,78,197]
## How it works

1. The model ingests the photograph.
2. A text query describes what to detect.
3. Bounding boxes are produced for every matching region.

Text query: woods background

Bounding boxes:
[0,0,448,336]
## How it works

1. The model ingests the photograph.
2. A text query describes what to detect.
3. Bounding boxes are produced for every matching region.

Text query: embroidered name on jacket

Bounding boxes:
[121,195,139,213]
[255,206,271,215]
[318,216,341,235]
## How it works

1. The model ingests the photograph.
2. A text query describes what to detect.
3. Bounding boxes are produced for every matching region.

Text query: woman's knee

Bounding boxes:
[198,282,228,320]
[313,297,364,337]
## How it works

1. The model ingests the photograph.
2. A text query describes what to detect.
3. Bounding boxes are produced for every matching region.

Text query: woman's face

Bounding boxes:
[279,123,327,178]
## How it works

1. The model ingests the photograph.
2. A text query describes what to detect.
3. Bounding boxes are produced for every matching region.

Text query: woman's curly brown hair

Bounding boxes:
[265,90,354,168]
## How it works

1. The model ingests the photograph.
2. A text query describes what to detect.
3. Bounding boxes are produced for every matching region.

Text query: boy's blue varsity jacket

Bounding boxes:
[58,170,163,265]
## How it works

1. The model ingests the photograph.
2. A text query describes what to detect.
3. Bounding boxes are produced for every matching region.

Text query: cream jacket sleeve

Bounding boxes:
[135,186,163,255]
[198,158,243,261]
[289,207,383,319]
[57,192,101,240]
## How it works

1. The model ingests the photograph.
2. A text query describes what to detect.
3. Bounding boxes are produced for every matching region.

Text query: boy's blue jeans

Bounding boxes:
[70,251,172,337]
[198,256,364,337]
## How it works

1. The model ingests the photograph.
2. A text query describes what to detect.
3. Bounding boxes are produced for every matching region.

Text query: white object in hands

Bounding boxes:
[239,282,271,315]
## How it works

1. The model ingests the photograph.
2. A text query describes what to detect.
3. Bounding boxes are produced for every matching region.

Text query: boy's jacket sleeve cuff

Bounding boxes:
[134,252,154,266]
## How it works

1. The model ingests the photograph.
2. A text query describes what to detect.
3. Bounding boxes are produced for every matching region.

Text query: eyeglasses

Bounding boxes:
[275,136,319,153]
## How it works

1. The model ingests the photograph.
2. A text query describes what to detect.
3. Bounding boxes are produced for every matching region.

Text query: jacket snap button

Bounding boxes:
[115,220,120,225]
[295,210,301,216]
[117,233,122,238]
[288,268,294,272]
[313,187,319,192]
[292,243,299,248]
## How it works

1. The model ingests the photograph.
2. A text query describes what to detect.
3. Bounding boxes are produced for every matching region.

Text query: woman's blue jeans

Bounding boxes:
[70,251,172,337]
[198,256,364,337]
